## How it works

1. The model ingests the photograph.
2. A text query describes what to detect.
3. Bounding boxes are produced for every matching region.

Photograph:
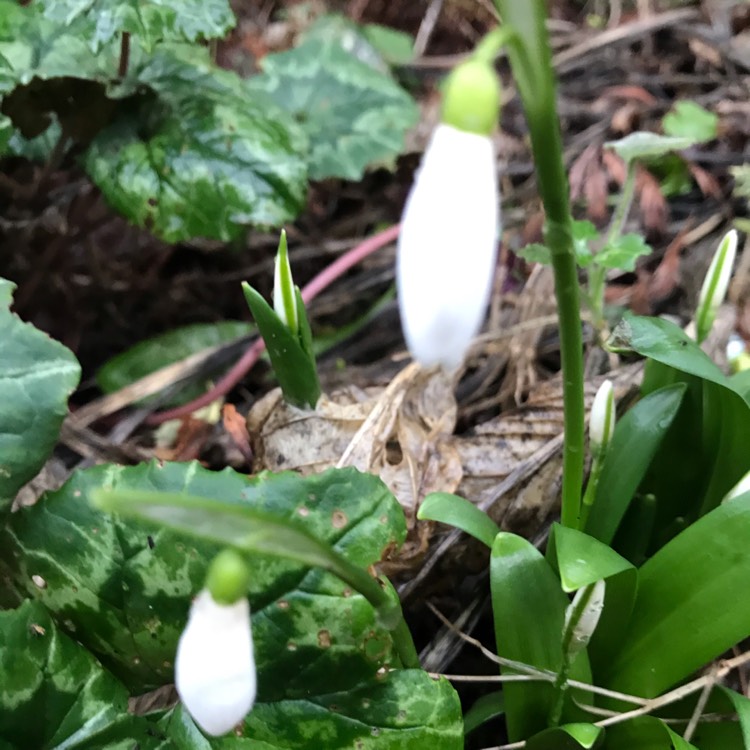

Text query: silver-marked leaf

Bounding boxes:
[84,49,308,242]
[0,600,167,749]
[0,279,80,515]
[248,39,418,180]
[37,0,235,50]
[164,671,462,749]
[1,461,406,695]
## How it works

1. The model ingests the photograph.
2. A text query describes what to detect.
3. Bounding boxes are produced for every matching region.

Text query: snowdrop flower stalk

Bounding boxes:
[397,56,501,370]
[176,549,256,736]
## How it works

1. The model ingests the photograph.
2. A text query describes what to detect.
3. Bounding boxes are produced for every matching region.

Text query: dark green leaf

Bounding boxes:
[662,101,718,142]
[417,492,500,549]
[96,321,254,406]
[247,39,418,180]
[0,600,166,749]
[163,670,462,749]
[603,494,750,697]
[549,525,634,593]
[84,48,308,243]
[1,462,405,692]
[608,315,750,519]
[548,525,637,676]
[604,717,698,749]
[38,0,235,50]
[490,532,578,741]
[718,687,750,749]
[584,383,686,544]
[463,691,504,735]
[242,283,320,408]
[596,233,653,272]
[526,723,603,750]
[0,279,80,515]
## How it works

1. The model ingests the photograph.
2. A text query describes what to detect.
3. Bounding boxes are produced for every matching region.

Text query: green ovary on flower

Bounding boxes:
[441,59,500,136]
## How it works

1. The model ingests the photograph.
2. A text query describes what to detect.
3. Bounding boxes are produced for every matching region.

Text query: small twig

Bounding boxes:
[684,666,719,742]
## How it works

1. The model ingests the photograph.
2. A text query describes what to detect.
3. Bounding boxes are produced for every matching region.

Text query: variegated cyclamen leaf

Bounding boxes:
[0,461,406,694]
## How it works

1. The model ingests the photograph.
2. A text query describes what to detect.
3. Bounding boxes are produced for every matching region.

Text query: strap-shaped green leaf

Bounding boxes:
[490,532,577,740]
[418,492,500,549]
[603,494,750,697]
[584,383,685,544]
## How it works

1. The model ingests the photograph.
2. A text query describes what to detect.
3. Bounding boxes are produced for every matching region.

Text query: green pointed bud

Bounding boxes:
[695,229,738,344]
[589,379,615,455]
[205,549,251,605]
[441,59,500,136]
[273,230,298,334]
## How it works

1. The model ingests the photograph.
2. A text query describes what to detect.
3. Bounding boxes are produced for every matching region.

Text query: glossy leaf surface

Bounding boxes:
[0,279,80,515]
[1,462,405,692]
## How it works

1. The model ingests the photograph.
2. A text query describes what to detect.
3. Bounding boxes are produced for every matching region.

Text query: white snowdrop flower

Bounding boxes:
[176,590,256,736]
[397,59,500,371]
[589,379,615,453]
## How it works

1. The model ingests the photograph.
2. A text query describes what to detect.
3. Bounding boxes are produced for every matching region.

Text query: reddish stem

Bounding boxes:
[146,224,400,425]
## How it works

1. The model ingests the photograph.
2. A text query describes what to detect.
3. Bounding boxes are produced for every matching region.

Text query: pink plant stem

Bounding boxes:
[147,223,401,425]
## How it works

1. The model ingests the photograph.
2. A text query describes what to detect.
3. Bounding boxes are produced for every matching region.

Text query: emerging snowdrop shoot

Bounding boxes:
[176,549,256,737]
[397,56,501,370]
[695,229,738,344]
[273,229,299,334]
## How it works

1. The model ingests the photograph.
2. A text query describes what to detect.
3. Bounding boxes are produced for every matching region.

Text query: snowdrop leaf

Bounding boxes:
[0,462,405,693]
[525,723,603,750]
[603,494,750,698]
[0,601,166,749]
[163,670,462,749]
[0,279,80,516]
[608,314,750,524]
[418,492,499,549]
[605,717,698,749]
[247,39,418,180]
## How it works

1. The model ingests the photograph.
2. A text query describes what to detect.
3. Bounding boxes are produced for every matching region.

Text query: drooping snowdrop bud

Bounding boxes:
[397,58,500,370]
[589,379,615,454]
[695,229,738,344]
[563,580,606,659]
[273,229,298,334]
[176,550,256,736]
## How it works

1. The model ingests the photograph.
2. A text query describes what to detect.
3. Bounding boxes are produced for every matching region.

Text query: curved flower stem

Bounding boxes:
[493,0,585,529]
[147,224,401,425]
